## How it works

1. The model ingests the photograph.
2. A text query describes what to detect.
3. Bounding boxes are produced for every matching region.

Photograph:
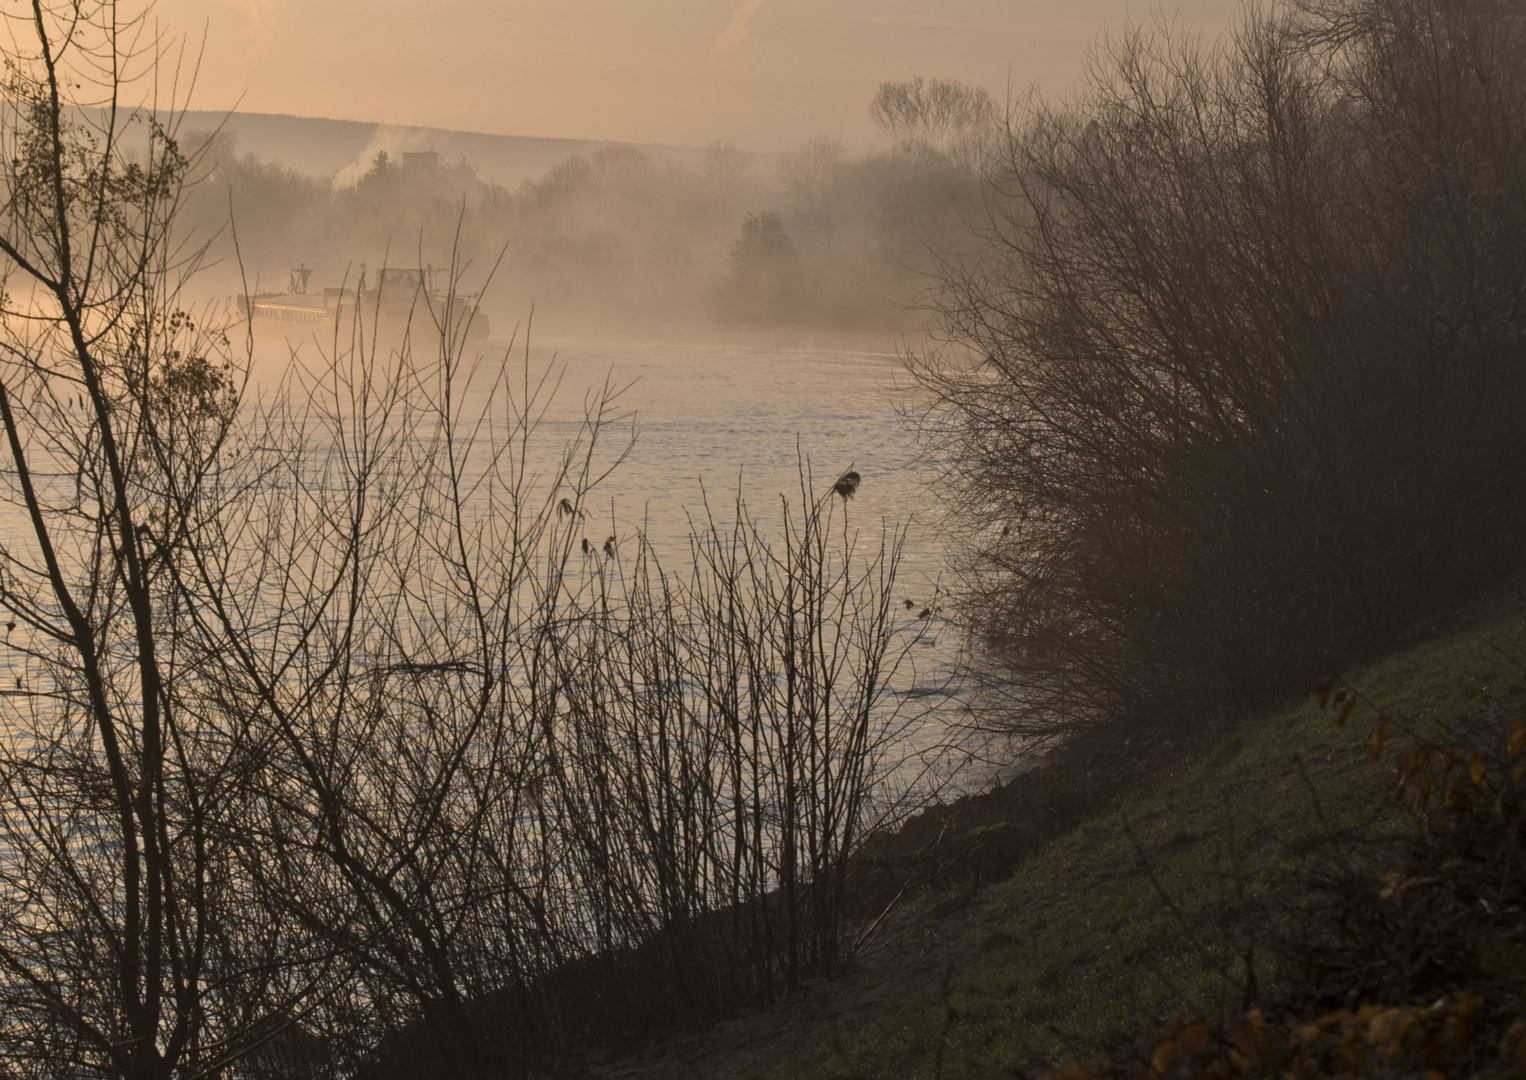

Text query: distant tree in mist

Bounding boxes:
[534,152,597,197]
[870,77,998,169]
[780,135,844,247]
[730,210,796,273]
[526,146,654,204]
[726,210,798,320]
[699,138,752,202]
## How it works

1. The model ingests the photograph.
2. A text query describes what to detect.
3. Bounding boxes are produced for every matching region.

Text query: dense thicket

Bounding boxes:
[917,0,1526,737]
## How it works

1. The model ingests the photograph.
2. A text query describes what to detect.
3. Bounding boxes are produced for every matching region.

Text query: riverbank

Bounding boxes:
[585,583,1526,1078]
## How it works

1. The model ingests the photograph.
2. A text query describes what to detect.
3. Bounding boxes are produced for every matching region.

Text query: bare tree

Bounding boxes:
[699,139,752,203]
[913,0,1526,740]
[0,3,323,1077]
[213,320,918,1069]
[869,77,998,170]
[780,135,844,247]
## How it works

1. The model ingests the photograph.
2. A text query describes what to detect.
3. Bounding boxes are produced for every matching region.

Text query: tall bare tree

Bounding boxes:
[699,139,752,203]
[869,77,998,170]
[780,135,844,247]
[0,3,322,1077]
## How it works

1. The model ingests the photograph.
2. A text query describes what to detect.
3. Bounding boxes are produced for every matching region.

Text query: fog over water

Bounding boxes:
[149,2,1209,784]
[512,336,974,765]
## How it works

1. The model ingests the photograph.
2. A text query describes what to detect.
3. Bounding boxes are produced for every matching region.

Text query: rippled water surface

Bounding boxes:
[249,332,973,772]
[514,337,947,594]
[258,334,945,584]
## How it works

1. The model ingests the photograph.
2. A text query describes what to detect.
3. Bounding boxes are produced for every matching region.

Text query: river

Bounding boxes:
[255,330,951,616]
[519,337,941,579]
[249,330,982,781]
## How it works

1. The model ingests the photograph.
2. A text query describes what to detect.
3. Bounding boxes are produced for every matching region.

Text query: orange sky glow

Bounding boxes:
[153,0,1241,150]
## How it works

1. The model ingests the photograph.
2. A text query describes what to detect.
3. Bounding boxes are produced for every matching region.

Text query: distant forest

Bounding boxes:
[180,79,997,339]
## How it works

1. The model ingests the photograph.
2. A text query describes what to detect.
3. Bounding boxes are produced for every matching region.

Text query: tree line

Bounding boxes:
[177,80,998,338]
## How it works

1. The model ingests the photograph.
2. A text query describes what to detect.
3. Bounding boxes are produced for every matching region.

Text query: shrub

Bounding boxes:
[914,0,1526,739]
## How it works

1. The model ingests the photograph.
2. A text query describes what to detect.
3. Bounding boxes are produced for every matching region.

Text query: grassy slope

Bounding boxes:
[743,591,1526,1079]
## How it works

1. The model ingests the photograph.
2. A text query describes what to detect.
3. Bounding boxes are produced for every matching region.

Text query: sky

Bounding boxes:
[154,0,1242,151]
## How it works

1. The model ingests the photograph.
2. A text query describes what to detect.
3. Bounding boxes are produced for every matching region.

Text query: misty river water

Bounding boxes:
[258,334,940,553]
[508,337,999,778]
[518,337,944,580]
[503,337,986,783]
[92,332,982,783]
[257,331,952,609]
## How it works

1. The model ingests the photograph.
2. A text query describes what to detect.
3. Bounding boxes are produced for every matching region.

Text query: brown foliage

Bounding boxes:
[1049,997,1526,1079]
[1047,676,1526,1079]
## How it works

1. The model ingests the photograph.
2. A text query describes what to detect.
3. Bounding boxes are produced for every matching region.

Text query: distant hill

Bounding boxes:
[175,110,700,188]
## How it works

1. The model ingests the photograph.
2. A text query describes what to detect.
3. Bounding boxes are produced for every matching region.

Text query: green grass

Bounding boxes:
[744,588,1526,1079]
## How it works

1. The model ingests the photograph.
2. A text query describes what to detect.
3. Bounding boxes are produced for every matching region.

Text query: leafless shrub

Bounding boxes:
[913,0,1526,740]
[207,306,923,1074]
[0,4,331,1077]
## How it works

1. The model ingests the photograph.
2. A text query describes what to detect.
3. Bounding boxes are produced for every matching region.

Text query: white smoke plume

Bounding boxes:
[711,0,768,56]
[332,126,440,189]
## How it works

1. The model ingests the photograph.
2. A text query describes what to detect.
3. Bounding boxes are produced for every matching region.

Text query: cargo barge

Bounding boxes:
[238,265,490,347]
